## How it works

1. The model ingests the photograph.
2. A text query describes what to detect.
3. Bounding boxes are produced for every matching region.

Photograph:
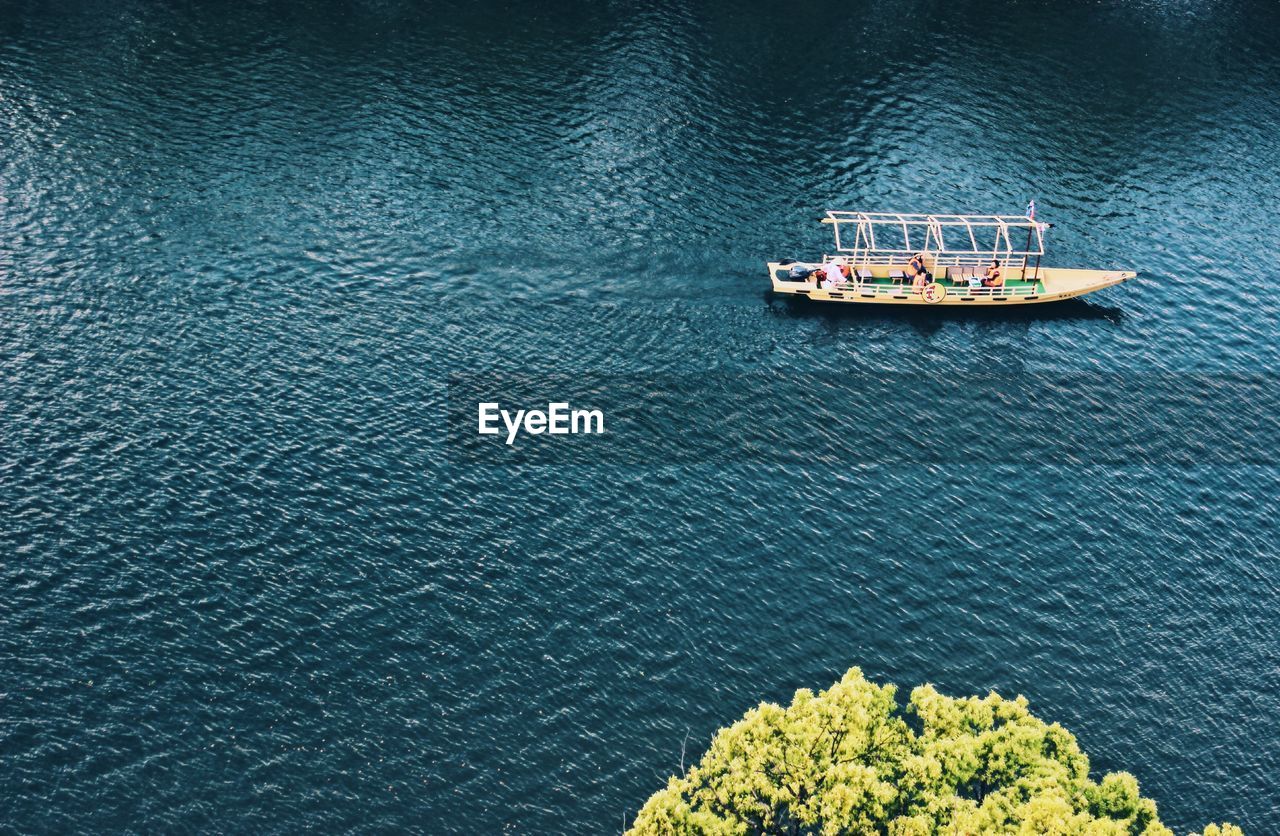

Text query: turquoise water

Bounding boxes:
[2,1,1279,832]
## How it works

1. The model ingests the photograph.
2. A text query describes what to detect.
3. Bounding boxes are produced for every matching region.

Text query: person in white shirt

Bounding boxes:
[823,259,847,288]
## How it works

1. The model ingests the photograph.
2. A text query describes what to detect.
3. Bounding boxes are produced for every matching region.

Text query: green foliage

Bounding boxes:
[629,668,1238,836]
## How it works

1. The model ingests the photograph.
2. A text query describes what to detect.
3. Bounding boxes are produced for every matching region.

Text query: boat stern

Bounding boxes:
[768,262,814,295]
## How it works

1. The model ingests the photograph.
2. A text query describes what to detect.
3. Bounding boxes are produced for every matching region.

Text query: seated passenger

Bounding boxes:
[822,259,847,288]
[981,259,1003,287]
[909,252,931,282]
[912,270,929,291]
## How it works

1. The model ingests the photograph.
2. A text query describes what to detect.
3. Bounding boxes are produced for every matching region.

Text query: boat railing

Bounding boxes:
[823,253,1031,271]
[927,253,1029,272]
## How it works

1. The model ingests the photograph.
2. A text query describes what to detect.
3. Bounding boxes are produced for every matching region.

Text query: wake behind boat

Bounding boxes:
[769,210,1135,306]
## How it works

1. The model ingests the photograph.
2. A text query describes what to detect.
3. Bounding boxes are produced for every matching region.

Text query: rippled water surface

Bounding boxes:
[3,1,1280,832]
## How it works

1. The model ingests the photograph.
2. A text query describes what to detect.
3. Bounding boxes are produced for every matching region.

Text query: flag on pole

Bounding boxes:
[1026,199,1036,220]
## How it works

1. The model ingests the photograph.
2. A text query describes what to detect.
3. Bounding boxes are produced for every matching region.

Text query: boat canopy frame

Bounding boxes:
[822,211,1047,276]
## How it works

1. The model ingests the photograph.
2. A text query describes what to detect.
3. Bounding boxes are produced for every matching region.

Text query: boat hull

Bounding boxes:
[767,263,1135,306]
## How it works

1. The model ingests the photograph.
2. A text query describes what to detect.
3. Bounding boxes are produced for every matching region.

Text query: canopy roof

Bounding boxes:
[822,211,1046,258]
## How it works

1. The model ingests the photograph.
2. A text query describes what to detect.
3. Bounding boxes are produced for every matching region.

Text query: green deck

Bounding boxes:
[855,276,1044,293]
[776,268,1045,295]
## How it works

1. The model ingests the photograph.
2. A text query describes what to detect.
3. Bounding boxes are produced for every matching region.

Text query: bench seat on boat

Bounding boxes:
[946,266,980,283]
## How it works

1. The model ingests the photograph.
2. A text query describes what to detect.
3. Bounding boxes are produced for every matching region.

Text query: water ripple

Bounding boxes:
[3,1,1280,834]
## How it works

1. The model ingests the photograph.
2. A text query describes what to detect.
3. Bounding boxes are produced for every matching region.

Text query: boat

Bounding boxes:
[768,211,1135,306]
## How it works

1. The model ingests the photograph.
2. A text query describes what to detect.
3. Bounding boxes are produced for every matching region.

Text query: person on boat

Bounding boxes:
[981,259,1003,288]
[909,252,931,282]
[822,259,847,288]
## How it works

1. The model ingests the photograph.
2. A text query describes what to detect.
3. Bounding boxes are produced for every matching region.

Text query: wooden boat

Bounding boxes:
[768,211,1135,306]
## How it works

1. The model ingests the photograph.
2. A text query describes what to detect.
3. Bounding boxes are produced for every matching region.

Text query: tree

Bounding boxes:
[629,668,1240,836]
